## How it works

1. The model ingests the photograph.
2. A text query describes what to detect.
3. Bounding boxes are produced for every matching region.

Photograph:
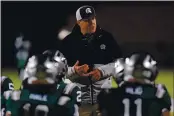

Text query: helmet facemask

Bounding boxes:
[25,50,68,84]
[114,58,125,85]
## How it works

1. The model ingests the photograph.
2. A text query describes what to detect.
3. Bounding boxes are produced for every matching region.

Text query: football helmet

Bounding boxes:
[25,50,68,83]
[124,52,158,83]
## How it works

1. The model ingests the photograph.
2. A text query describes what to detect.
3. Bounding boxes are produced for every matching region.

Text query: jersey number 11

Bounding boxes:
[122,98,142,116]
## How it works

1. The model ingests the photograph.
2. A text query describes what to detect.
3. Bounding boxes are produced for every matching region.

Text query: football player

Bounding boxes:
[6,50,81,116]
[41,50,82,108]
[97,52,171,116]
[41,50,82,106]
[1,76,14,116]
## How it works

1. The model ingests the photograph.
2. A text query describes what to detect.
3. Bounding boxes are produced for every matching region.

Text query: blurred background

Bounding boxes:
[1,1,174,112]
[2,1,174,68]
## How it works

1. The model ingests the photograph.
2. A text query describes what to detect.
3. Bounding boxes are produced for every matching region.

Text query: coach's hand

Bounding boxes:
[73,60,89,76]
[84,69,102,81]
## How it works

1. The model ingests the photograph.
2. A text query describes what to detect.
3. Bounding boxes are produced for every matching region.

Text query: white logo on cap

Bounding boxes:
[100,44,106,50]
[86,8,92,14]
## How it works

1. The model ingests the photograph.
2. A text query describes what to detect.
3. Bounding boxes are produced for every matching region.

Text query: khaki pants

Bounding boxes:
[79,104,101,116]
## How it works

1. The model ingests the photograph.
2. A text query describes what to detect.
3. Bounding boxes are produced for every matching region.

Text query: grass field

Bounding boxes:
[1,68,174,114]
[1,68,174,97]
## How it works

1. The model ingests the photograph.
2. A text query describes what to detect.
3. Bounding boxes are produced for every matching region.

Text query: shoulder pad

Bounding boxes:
[63,83,78,95]
[1,76,8,84]
[11,91,21,101]
[63,78,72,84]
[3,90,13,100]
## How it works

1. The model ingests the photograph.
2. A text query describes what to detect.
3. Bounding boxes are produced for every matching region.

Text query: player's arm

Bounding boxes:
[5,91,17,116]
[1,95,6,116]
[69,85,81,116]
[156,84,171,116]
[162,110,170,116]
[161,89,171,116]
[1,89,13,116]
[71,85,82,106]
[5,95,13,116]
[5,91,21,116]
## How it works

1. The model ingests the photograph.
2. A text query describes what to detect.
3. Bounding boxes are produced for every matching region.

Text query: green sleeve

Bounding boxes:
[1,95,5,106]
[149,84,172,116]
[160,85,171,111]
[6,91,22,116]
[6,96,13,114]
[71,86,81,106]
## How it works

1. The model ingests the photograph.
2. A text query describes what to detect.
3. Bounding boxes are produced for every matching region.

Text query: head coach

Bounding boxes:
[60,5,122,116]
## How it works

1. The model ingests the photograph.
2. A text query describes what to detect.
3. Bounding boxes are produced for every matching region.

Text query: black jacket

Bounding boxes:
[60,24,122,67]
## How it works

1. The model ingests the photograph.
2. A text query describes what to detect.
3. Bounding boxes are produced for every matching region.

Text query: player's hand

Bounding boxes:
[5,111,11,116]
[73,60,89,76]
[84,69,102,81]
[96,110,102,116]
[162,110,170,116]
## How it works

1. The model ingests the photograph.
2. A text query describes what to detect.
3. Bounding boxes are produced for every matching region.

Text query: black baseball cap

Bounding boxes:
[76,5,96,21]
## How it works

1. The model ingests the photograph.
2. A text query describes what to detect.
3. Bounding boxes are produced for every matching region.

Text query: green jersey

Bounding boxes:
[7,78,81,116]
[6,89,78,116]
[22,77,81,106]
[98,82,171,116]
[57,81,81,106]
[1,95,6,116]
[1,76,14,116]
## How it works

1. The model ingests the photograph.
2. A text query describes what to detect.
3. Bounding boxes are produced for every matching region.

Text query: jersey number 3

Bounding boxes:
[122,98,142,116]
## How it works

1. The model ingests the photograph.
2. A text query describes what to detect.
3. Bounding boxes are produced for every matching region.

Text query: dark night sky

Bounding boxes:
[1,1,174,67]
[1,1,102,67]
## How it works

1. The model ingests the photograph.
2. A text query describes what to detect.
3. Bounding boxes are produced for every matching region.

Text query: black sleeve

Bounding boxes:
[108,33,122,60]
[59,36,76,66]
[97,89,109,111]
